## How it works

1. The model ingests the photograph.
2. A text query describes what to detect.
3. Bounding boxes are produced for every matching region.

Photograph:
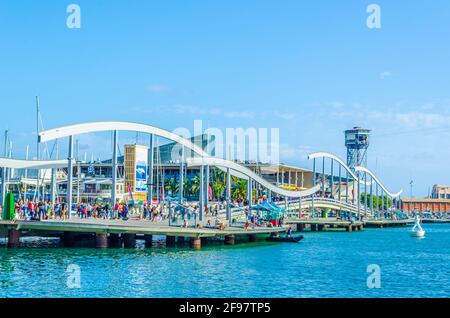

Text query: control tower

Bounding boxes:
[345,127,370,169]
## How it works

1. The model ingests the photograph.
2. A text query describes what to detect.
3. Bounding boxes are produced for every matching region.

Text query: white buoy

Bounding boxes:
[411,215,425,238]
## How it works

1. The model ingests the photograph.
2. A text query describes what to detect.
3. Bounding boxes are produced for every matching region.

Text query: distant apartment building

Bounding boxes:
[431,184,450,199]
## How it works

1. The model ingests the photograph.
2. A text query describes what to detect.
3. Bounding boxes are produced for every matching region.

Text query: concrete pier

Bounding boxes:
[7,229,20,248]
[364,219,413,228]
[288,218,364,232]
[95,233,108,248]
[123,233,136,248]
[0,219,288,249]
[224,235,235,245]
[190,237,201,250]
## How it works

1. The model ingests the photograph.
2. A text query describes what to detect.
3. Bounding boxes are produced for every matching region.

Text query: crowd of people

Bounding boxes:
[4,195,285,231]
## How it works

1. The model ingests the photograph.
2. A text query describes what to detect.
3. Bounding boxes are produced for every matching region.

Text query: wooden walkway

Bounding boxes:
[363,219,414,228]
[287,218,364,232]
[0,219,286,238]
[421,218,450,224]
[287,217,416,231]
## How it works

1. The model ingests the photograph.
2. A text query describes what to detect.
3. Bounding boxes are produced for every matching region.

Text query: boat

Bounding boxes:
[266,235,304,243]
[411,215,425,238]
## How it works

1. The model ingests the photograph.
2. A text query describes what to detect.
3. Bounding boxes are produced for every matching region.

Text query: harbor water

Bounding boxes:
[1,224,449,298]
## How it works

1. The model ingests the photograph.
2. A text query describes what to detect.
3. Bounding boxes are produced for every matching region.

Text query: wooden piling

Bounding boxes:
[190,238,201,250]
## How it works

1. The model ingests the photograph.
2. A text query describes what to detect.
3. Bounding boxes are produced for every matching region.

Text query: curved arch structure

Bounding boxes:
[186,157,321,198]
[307,151,373,186]
[39,121,207,156]
[0,158,68,170]
[308,151,360,181]
[354,166,403,198]
[38,121,249,180]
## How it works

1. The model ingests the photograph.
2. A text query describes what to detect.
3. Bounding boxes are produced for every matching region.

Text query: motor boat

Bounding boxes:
[266,235,304,243]
[411,215,425,238]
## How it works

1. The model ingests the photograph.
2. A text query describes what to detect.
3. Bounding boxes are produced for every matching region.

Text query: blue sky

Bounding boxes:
[1,0,450,197]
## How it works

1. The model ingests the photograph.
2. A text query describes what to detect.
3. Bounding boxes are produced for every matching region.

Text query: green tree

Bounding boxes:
[191,175,201,195]
[167,178,179,196]
[232,179,247,200]
[360,193,392,210]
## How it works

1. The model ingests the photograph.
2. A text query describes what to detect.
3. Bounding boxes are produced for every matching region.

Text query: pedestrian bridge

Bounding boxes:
[0,120,403,224]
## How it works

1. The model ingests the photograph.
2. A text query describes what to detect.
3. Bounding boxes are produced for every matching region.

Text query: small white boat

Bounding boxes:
[411,215,425,238]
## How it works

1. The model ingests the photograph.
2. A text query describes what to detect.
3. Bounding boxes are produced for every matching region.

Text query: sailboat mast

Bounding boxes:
[36,96,41,200]
[36,96,40,160]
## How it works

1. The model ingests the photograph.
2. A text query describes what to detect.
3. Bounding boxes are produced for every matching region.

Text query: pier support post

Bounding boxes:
[144,234,153,248]
[147,134,154,204]
[109,233,121,248]
[346,225,352,232]
[96,233,108,248]
[179,147,184,205]
[224,235,235,245]
[317,224,324,231]
[226,168,231,222]
[199,165,204,222]
[111,130,118,208]
[296,224,305,232]
[67,136,74,219]
[310,224,317,232]
[122,233,136,248]
[166,236,176,247]
[248,234,257,242]
[190,237,201,250]
[7,229,20,248]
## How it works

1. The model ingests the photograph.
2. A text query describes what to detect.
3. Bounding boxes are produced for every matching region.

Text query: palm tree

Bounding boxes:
[232,179,247,200]
[212,179,226,200]
[167,178,179,196]
[211,168,226,200]
[191,175,201,195]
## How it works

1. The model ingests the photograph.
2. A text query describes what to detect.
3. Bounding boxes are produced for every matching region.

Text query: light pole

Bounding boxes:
[409,180,414,198]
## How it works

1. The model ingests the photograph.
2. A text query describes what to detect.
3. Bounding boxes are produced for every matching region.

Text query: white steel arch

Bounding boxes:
[186,157,321,198]
[39,121,207,156]
[0,158,68,170]
[307,151,372,185]
[39,121,249,179]
[354,166,403,198]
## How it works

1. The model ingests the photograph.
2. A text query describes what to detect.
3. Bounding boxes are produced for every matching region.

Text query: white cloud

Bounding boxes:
[394,111,450,129]
[379,71,391,79]
[279,144,312,160]
[327,101,345,109]
[273,111,295,120]
[223,111,256,119]
[148,84,170,93]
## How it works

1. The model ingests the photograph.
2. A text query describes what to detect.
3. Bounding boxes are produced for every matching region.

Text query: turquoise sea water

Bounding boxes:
[1,224,450,298]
